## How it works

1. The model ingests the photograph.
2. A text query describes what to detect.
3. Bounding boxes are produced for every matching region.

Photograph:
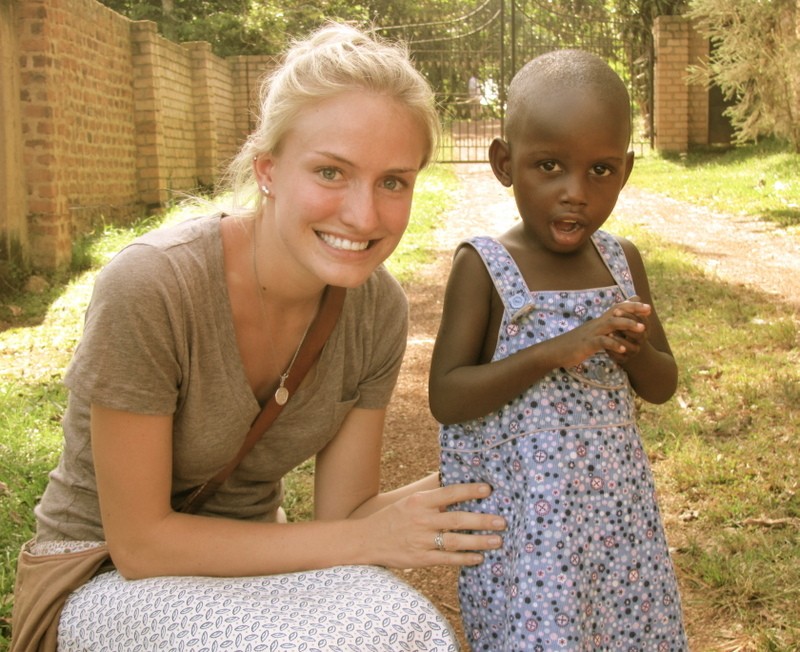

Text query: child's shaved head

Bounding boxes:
[505,49,631,144]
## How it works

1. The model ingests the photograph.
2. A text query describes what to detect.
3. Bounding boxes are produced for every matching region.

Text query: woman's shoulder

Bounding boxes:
[98,215,222,293]
[339,266,408,351]
[114,214,219,263]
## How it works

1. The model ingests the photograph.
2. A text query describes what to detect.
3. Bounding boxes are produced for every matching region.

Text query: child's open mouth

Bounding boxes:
[550,219,586,246]
[553,219,580,233]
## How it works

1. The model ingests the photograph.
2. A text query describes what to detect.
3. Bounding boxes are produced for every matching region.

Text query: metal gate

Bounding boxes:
[379,0,649,163]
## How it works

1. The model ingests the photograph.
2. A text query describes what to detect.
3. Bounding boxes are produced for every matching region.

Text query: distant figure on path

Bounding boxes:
[468,73,481,119]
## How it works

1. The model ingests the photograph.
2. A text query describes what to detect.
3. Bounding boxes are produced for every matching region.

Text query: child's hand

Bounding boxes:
[606,297,651,364]
[554,297,650,368]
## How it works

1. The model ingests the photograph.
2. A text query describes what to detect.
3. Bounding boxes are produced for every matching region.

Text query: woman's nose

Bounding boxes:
[340,184,380,231]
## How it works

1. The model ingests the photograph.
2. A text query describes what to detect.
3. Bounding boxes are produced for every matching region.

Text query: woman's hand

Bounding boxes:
[361,482,505,569]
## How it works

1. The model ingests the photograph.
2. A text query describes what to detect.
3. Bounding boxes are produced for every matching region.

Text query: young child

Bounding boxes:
[429,50,688,650]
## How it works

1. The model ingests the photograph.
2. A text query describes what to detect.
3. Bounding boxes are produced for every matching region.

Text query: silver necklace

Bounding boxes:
[251,218,316,406]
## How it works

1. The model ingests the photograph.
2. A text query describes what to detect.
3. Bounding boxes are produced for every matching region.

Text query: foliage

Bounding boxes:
[100,0,372,56]
[96,0,687,102]
[688,0,800,153]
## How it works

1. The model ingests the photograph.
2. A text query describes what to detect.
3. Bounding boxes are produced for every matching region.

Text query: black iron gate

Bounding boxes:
[379,0,650,163]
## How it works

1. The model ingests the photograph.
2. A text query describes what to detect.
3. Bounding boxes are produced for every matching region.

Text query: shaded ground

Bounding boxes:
[381,163,800,650]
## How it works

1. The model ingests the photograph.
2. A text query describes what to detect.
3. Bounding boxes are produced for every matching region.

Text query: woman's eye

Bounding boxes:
[382,177,402,191]
[319,167,340,181]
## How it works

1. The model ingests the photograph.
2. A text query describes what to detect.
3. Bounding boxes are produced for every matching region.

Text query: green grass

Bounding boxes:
[604,213,800,650]
[1,147,799,650]
[629,139,800,228]
[384,164,458,282]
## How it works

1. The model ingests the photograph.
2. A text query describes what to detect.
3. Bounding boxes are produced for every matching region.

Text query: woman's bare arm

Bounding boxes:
[92,404,504,580]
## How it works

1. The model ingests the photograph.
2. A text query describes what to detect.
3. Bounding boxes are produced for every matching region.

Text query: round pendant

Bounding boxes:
[274,386,289,406]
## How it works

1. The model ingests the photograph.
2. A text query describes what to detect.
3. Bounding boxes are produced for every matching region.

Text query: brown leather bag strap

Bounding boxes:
[178,285,346,514]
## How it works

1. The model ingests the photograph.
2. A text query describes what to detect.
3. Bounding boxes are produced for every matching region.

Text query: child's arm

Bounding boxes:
[611,237,678,404]
[429,246,651,424]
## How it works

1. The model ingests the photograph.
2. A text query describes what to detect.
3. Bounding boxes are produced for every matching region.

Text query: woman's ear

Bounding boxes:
[253,154,276,193]
[489,138,512,187]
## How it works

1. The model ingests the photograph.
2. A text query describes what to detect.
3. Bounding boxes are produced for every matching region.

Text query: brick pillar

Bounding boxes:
[16,0,74,269]
[187,41,218,189]
[653,16,691,154]
[131,20,169,208]
[687,25,709,147]
[230,56,254,149]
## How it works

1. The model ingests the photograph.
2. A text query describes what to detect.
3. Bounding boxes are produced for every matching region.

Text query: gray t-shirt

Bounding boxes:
[35,214,408,541]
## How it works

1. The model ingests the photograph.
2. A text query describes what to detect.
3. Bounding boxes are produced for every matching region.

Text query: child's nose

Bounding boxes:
[560,174,588,206]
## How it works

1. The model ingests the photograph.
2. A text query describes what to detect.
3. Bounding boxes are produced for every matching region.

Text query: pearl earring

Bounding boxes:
[260,185,271,197]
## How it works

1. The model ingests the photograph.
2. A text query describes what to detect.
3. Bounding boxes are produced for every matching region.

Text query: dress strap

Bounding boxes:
[462,231,636,317]
[591,230,637,298]
[462,236,535,322]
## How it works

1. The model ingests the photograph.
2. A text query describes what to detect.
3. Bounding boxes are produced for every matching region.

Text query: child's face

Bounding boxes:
[492,87,633,254]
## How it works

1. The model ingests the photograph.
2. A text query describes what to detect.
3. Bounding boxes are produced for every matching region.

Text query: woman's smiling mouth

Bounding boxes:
[317,231,371,251]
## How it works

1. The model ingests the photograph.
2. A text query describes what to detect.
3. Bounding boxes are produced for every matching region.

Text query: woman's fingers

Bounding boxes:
[434,529,503,553]
[427,481,493,509]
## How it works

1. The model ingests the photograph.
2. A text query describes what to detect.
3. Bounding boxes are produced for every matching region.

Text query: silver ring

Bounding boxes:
[434,530,446,552]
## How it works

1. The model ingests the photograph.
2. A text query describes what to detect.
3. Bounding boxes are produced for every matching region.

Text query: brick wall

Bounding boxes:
[2,1,725,270]
[1,0,29,268]
[2,0,276,271]
[18,0,140,269]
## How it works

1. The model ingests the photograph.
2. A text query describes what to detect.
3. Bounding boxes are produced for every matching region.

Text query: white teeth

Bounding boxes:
[318,232,369,251]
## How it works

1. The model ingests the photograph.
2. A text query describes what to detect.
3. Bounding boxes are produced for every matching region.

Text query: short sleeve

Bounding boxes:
[64,243,185,415]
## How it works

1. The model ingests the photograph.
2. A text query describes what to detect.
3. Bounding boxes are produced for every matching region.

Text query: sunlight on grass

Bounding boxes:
[630,139,800,228]
[607,215,800,649]
[385,164,458,282]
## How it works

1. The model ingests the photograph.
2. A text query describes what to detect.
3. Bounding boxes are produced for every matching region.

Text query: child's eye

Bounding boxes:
[538,161,561,173]
[590,164,612,177]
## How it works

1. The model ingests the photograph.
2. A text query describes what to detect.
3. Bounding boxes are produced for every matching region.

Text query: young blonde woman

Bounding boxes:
[13,22,504,651]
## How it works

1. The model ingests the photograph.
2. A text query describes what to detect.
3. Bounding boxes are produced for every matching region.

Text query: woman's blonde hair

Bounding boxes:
[223,22,440,211]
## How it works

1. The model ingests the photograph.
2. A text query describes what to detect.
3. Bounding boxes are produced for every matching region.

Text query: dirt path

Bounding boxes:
[382,163,800,650]
[615,185,800,310]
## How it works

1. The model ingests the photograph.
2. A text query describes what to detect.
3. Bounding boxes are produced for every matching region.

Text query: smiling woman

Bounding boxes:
[10,22,507,652]
[250,90,428,291]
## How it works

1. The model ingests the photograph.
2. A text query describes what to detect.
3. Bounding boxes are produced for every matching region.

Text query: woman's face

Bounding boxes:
[256,91,429,290]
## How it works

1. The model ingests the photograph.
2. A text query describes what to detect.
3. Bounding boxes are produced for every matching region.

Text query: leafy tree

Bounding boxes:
[101,0,372,56]
[688,0,800,152]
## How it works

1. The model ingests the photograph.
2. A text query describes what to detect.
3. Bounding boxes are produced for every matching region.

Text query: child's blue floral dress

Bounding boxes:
[440,231,688,651]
